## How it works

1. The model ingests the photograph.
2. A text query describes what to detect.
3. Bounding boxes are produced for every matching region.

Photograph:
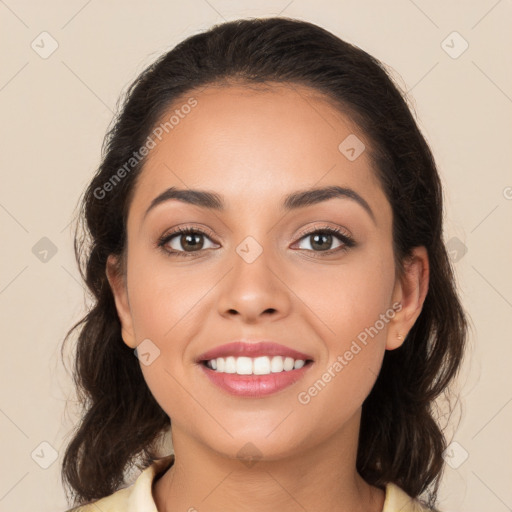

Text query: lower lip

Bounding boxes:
[199,362,313,397]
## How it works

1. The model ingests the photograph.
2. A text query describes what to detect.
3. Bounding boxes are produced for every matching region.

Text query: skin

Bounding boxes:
[106,82,429,512]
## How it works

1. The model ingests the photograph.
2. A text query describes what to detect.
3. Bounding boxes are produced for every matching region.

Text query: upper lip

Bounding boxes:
[196,341,314,362]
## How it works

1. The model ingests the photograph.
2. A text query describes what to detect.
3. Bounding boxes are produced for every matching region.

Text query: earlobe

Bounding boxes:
[105,254,137,349]
[386,331,405,351]
[386,247,429,351]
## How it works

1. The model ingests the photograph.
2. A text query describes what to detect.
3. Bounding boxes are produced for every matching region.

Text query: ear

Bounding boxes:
[386,246,429,350]
[105,254,137,349]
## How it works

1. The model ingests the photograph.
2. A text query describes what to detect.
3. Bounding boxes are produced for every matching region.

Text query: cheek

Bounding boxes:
[124,250,214,412]
[126,249,207,340]
[126,255,203,420]
[298,243,396,343]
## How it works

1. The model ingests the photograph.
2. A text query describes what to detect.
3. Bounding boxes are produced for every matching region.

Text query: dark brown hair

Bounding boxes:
[61,16,467,509]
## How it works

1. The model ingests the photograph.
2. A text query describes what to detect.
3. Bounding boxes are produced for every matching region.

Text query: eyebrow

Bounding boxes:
[143,185,375,222]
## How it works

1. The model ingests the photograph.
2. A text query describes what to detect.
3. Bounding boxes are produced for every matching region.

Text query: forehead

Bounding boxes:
[128,82,387,219]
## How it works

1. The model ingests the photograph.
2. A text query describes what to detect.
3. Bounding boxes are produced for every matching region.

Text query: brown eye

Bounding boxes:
[158,227,219,256]
[295,227,355,253]
[175,232,205,252]
[309,232,335,251]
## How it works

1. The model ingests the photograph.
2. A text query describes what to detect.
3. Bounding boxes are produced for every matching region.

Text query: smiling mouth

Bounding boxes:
[201,355,314,375]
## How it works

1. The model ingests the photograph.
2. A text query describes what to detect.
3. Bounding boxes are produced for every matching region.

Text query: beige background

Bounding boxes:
[1,1,511,511]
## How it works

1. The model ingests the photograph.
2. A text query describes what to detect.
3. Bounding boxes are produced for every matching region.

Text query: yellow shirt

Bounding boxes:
[66,454,432,512]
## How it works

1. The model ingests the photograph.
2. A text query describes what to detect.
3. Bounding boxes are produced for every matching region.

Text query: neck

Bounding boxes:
[153,417,385,512]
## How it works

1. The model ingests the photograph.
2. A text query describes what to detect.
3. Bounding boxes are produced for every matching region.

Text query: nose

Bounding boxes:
[216,245,292,324]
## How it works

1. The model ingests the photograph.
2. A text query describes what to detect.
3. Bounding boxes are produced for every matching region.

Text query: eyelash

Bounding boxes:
[156,225,356,259]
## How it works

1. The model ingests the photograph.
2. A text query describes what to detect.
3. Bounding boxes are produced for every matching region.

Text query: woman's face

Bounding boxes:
[108,83,426,461]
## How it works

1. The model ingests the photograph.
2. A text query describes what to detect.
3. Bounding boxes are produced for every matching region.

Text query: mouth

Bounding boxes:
[196,341,315,397]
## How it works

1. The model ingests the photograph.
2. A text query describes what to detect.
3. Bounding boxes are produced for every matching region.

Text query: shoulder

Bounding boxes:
[64,486,132,512]
[63,454,175,512]
[383,482,436,512]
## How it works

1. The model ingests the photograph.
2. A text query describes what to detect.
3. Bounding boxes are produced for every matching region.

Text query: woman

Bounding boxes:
[62,16,467,512]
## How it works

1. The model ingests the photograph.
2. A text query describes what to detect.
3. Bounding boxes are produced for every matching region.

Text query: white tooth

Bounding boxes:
[283,357,295,371]
[270,356,284,373]
[253,356,271,375]
[209,356,307,374]
[236,356,253,375]
[224,356,236,373]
